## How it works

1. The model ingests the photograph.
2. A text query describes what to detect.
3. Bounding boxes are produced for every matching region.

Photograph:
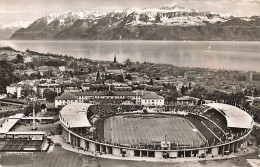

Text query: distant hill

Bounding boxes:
[10,5,260,41]
[0,21,32,39]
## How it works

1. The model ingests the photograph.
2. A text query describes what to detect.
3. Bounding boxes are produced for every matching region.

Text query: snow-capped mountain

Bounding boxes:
[0,21,33,39]
[10,5,260,40]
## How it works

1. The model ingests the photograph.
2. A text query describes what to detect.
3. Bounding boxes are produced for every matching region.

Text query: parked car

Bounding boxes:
[199,153,206,158]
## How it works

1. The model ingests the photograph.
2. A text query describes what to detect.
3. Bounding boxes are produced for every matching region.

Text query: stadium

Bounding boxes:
[59,103,253,159]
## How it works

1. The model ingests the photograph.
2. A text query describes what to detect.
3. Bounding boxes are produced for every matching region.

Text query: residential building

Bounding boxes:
[54,92,78,108]
[6,84,18,96]
[55,90,141,105]
[73,91,138,104]
[37,83,62,97]
[141,92,164,106]
[64,87,81,93]
[24,55,33,63]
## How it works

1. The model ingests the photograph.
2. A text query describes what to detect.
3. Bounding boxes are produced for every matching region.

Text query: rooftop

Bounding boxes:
[177,96,198,101]
[7,131,46,135]
[73,91,136,97]
[55,92,78,100]
[142,92,164,100]
[0,118,20,134]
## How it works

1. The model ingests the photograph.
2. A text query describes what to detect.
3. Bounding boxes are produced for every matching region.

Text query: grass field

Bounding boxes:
[0,146,255,167]
[101,114,207,146]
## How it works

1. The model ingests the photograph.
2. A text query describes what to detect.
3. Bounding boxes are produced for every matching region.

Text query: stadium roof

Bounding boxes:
[60,103,92,128]
[205,103,253,129]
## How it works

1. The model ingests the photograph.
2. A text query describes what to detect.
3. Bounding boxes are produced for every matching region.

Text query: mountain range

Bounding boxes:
[0,21,32,39]
[9,5,260,40]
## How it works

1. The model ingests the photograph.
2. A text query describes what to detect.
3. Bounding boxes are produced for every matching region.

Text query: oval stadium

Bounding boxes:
[59,103,253,159]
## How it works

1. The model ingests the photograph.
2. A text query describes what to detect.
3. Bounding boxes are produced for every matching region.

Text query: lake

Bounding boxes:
[1,40,260,72]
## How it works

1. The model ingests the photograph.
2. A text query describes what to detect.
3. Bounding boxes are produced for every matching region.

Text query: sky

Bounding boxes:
[0,0,260,26]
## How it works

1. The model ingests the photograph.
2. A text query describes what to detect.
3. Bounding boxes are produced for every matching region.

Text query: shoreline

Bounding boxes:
[1,42,260,73]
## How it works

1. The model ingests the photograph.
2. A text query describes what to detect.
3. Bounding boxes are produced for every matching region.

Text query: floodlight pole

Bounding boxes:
[32,97,37,130]
[33,99,36,130]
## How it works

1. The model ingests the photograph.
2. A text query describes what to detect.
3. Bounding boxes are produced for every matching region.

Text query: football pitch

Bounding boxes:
[102,114,206,146]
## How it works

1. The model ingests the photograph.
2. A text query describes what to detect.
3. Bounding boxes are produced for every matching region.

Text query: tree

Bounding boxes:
[26,62,35,70]
[44,60,66,67]
[125,74,132,80]
[43,89,56,101]
[16,54,24,63]
[114,54,117,63]
[124,58,132,66]
[254,88,259,97]
[181,85,186,95]
[149,78,154,85]
[37,72,42,79]
[88,67,92,73]
[21,89,29,98]
[115,74,124,82]
[155,13,161,22]
[244,89,248,95]
[188,83,192,90]
[96,71,100,81]
[29,73,38,79]
[0,60,20,93]
[24,101,41,116]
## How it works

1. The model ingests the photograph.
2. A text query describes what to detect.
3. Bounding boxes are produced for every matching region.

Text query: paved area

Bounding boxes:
[254,122,260,128]
[51,135,250,162]
[0,137,258,167]
[247,159,260,167]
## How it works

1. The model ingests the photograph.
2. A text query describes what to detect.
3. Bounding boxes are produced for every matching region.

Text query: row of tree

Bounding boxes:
[0,60,21,93]
[96,71,133,82]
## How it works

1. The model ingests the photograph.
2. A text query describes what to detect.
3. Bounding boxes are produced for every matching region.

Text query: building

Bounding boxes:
[24,55,33,63]
[81,83,91,91]
[55,90,140,106]
[74,90,138,104]
[6,84,18,96]
[59,66,66,72]
[141,92,164,106]
[55,90,165,106]
[105,66,125,74]
[37,83,62,98]
[64,86,81,93]
[246,71,253,82]
[54,92,78,108]
[177,96,199,104]
[37,66,52,76]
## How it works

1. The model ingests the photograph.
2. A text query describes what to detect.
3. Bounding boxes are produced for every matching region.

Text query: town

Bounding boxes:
[0,46,260,166]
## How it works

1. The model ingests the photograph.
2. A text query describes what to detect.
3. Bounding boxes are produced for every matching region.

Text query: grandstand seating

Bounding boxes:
[203,109,228,133]
[186,117,219,145]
